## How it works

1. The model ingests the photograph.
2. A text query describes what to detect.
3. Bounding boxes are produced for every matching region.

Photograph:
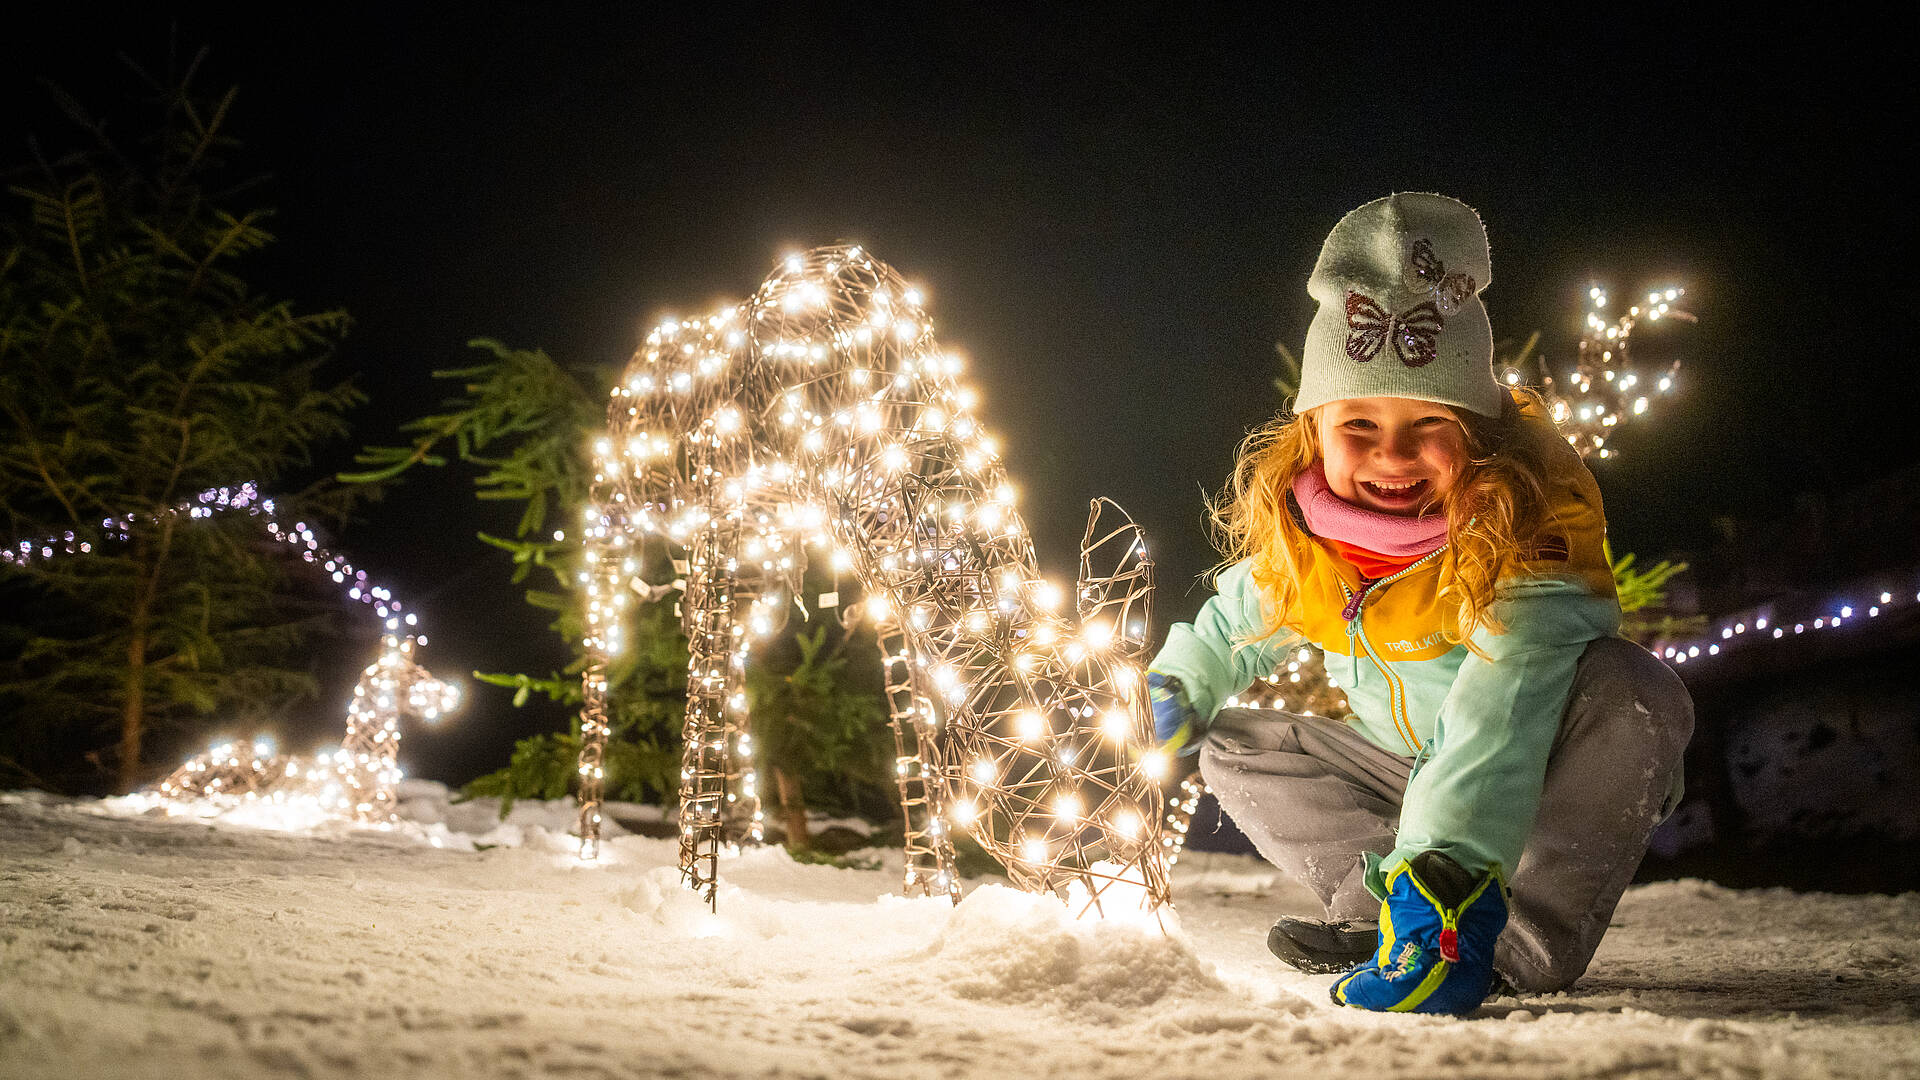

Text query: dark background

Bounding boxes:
[4,6,1913,791]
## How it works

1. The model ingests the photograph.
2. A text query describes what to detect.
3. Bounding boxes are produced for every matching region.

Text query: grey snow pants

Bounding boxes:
[1198,635,1694,993]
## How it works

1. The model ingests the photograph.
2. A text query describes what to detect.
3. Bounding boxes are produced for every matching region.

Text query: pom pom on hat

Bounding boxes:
[1293,193,1504,419]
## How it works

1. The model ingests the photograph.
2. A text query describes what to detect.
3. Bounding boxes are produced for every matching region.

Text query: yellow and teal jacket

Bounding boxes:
[1151,403,1627,882]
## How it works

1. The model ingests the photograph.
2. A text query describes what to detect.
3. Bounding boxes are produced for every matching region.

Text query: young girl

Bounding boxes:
[1148,193,1693,1016]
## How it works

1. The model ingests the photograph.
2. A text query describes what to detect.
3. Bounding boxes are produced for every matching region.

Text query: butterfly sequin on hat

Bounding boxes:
[1406,238,1476,316]
[1345,291,1444,368]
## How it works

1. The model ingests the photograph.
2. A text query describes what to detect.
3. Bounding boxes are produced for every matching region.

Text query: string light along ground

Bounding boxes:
[2,482,461,826]
[1655,584,1920,670]
[573,245,1172,919]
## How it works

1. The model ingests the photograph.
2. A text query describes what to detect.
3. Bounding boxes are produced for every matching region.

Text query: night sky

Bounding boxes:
[6,8,1912,784]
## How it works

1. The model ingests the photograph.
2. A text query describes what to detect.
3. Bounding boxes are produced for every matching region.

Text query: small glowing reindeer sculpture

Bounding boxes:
[573,246,1172,917]
[153,632,460,825]
[0,484,470,825]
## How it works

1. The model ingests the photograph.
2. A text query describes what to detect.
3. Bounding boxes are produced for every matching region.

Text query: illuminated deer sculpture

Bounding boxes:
[572,246,1172,916]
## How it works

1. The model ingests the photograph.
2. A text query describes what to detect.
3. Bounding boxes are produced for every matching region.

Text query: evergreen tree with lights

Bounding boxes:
[344,341,686,815]
[0,56,360,792]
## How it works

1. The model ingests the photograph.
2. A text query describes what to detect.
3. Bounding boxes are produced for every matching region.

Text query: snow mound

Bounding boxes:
[618,865,777,938]
[420,791,597,837]
[926,884,1223,1012]
[1173,860,1283,896]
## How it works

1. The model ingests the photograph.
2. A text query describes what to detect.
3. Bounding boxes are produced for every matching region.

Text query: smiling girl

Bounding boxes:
[1147,193,1694,1015]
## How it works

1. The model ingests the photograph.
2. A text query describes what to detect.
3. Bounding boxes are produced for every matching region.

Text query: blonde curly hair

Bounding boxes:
[1207,388,1559,656]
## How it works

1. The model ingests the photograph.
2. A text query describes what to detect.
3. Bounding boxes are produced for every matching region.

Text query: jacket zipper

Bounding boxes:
[1338,547,1448,756]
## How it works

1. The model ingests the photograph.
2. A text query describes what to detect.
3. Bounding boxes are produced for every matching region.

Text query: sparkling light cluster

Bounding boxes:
[574,245,1172,917]
[1160,775,1206,866]
[3,483,420,633]
[1219,646,1350,718]
[0,482,460,824]
[1513,286,1694,460]
[2,483,265,568]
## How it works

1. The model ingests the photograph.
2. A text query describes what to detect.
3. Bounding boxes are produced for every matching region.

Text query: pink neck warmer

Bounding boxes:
[1290,462,1449,558]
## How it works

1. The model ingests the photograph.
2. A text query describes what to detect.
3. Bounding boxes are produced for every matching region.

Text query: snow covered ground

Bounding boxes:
[3,785,1916,1080]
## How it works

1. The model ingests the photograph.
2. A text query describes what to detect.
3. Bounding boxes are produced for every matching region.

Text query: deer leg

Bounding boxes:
[880,624,961,901]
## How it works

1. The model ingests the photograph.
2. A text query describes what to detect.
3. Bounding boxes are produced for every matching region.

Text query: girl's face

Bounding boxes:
[1314,396,1467,517]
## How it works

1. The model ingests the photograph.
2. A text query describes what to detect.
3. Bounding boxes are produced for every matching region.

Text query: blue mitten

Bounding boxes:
[1146,672,1200,756]
[1330,851,1508,1016]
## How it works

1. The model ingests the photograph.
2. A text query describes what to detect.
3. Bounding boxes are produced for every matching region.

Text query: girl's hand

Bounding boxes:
[1147,672,1200,756]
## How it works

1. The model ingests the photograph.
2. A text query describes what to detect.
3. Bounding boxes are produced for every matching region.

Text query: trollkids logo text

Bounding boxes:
[1383,631,1448,654]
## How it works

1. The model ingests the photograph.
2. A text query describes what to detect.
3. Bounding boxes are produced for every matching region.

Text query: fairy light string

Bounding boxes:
[1656,584,1920,669]
[575,245,1172,917]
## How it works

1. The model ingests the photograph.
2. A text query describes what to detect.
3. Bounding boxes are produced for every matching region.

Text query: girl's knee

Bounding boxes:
[1200,709,1307,761]
[1575,637,1695,750]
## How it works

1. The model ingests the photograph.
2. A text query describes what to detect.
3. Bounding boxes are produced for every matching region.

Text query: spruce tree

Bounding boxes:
[0,55,360,791]
[746,611,892,851]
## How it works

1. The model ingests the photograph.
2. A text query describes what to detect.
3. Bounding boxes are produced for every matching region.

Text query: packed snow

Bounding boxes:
[2,783,1916,1079]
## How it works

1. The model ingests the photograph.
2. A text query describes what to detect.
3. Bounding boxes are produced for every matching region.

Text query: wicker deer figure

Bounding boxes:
[572,246,1172,917]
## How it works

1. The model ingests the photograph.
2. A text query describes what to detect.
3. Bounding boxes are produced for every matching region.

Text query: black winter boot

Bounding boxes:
[1266,916,1379,974]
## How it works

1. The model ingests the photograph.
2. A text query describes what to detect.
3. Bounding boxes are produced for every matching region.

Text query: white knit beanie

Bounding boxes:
[1293,192,1503,419]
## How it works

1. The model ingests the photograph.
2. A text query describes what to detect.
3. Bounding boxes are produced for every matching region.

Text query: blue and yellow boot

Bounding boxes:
[1330,851,1508,1016]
